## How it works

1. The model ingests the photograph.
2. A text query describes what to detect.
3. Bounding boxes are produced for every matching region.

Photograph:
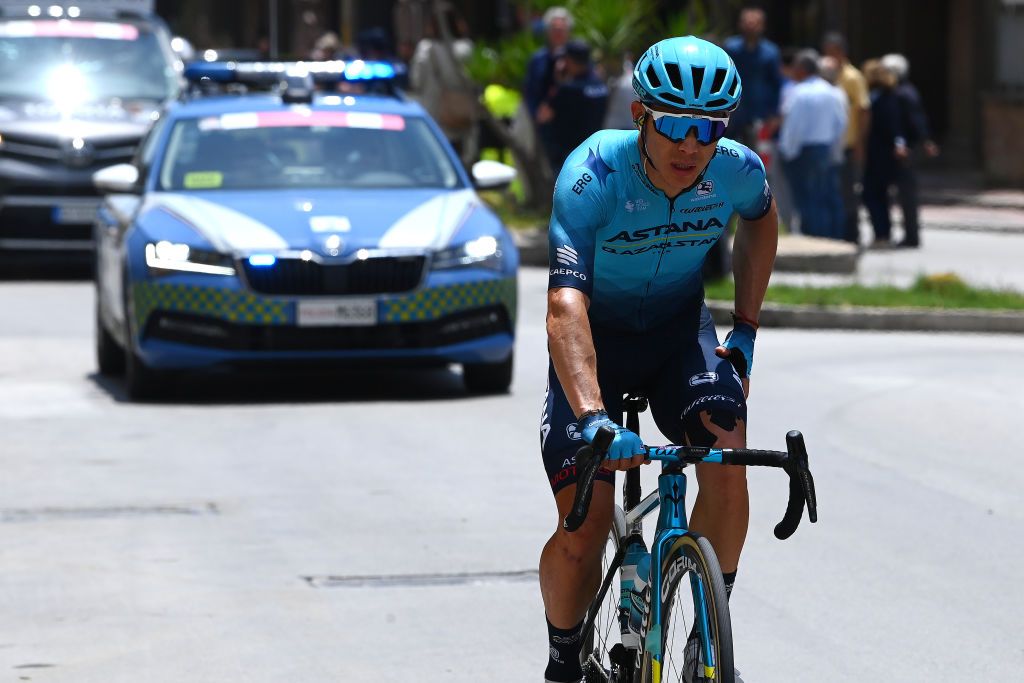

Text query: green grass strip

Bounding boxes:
[704,273,1024,311]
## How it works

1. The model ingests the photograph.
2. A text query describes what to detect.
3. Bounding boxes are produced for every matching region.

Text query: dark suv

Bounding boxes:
[0,1,179,253]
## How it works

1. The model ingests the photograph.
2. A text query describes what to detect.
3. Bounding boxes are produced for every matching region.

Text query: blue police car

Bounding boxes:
[92,61,518,399]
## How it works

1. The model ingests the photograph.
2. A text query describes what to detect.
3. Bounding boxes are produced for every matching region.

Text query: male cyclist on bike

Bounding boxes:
[539,36,777,682]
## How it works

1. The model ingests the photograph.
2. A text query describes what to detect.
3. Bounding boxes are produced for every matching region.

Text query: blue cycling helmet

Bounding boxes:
[633,36,742,113]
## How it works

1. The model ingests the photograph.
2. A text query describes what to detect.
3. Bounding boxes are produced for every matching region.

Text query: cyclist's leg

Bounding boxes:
[649,304,749,575]
[539,361,620,627]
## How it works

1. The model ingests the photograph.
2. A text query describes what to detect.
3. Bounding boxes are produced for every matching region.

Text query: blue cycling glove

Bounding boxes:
[577,410,645,461]
[722,321,757,378]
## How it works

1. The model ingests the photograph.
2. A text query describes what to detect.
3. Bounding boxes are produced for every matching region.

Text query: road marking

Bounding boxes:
[302,569,539,589]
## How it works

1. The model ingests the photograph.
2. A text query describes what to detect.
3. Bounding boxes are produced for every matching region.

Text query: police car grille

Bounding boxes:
[242,256,426,295]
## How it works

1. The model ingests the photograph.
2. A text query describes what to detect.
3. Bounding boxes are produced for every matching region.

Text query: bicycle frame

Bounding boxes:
[613,396,721,681]
[572,396,816,682]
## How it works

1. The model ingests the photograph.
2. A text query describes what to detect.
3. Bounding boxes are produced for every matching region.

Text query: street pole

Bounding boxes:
[269,0,279,58]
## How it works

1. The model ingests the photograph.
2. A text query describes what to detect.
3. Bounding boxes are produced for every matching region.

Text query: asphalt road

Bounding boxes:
[2,265,1022,682]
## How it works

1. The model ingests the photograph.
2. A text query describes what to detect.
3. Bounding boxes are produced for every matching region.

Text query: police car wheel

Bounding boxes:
[462,353,513,395]
[95,298,125,376]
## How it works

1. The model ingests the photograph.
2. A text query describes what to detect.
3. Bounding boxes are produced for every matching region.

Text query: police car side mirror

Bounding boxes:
[472,160,517,191]
[93,164,141,195]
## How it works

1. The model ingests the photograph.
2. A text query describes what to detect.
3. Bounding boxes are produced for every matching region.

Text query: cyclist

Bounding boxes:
[539,36,777,682]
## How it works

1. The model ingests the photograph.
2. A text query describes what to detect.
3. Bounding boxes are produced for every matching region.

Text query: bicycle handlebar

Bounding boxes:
[563,427,818,538]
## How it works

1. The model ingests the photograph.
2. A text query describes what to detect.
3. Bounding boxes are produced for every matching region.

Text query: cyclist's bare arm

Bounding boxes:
[546,287,644,471]
[719,199,778,397]
[732,198,778,326]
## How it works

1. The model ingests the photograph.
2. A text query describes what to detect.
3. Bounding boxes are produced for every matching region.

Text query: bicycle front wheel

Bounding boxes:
[580,509,635,682]
[642,533,733,683]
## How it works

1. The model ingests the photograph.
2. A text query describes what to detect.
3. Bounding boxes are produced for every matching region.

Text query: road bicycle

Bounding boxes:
[565,395,818,682]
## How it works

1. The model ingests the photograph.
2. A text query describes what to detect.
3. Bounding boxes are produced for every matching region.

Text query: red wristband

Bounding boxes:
[732,312,759,330]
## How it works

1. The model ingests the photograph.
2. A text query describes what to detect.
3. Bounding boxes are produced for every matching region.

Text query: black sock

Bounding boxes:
[545,616,584,683]
[723,570,737,601]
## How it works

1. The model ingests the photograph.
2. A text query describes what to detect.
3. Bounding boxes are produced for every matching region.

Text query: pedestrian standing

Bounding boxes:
[777,50,847,238]
[542,41,609,172]
[723,7,783,147]
[822,32,871,245]
[409,5,478,166]
[862,59,908,249]
[881,53,940,248]
[525,7,573,172]
[818,55,851,240]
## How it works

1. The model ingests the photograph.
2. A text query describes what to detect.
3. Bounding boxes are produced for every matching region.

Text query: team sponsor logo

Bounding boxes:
[572,172,594,195]
[550,267,587,281]
[606,218,724,244]
[696,180,715,196]
[566,423,582,441]
[682,394,741,417]
[661,553,699,595]
[555,244,578,266]
[550,465,576,487]
[678,201,724,215]
[688,371,718,386]
[600,218,724,255]
[624,198,649,213]
[715,145,740,159]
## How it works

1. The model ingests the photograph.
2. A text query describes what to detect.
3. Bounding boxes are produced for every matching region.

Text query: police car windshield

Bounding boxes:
[158,114,462,191]
[0,23,176,102]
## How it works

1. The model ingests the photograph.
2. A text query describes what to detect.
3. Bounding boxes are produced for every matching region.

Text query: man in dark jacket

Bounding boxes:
[525,7,573,171]
[882,53,940,248]
[541,40,609,172]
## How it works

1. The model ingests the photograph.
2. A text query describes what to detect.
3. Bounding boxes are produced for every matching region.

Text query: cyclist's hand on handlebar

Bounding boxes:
[577,410,645,471]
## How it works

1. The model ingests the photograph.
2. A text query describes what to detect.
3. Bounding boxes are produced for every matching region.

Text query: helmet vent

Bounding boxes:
[660,92,687,106]
[664,62,684,92]
[727,76,740,97]
[646,64,662,88]
[690,66,705,96]
[710,68,727,94]
[705,98,729,108]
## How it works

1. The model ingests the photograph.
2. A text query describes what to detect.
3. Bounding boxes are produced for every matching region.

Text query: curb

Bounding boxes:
[707,300,1024,334]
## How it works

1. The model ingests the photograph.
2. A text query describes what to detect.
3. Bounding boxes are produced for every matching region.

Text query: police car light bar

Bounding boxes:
[184,60,401,87]
[0,0,154,17]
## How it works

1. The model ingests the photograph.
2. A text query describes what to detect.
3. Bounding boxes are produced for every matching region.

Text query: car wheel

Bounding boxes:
[123,287,164,401]
[95,295,125,376]
[463,353,513,394]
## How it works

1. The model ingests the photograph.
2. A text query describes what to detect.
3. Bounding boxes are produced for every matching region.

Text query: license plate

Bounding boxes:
[297,299,377,327]
[52,203,99,225]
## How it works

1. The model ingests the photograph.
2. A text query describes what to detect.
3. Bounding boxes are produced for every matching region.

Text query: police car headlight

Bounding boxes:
[145,241,236,276]
[432,236,502,270]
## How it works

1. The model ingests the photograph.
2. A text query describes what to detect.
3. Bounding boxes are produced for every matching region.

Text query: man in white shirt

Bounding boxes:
[778,50,848,238]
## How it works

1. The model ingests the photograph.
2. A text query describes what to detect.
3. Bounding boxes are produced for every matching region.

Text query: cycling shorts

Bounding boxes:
[539,303,747,495]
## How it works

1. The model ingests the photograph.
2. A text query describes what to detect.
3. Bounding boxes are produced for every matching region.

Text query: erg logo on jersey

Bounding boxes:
[572,172,594,195]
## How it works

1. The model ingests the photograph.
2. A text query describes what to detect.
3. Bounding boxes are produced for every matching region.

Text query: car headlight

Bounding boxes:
[145,241,236,276]
[432,235,502,270]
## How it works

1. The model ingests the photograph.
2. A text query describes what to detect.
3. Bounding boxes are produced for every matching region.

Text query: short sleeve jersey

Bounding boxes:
[548,129,772,332]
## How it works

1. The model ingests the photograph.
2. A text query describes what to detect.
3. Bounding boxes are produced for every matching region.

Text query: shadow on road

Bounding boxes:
[87,363,486,405]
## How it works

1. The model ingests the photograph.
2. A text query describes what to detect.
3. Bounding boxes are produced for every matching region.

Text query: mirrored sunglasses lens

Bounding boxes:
[652,115,723,144]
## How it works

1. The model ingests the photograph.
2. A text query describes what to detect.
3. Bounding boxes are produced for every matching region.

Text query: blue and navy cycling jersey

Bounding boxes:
[548,130,772,332]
